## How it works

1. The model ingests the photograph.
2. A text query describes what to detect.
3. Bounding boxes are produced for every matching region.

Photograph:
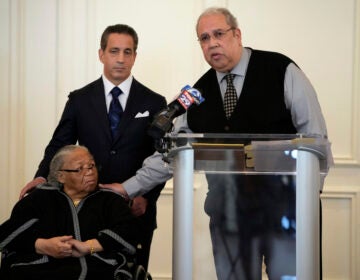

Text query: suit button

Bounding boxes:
[110,150,117,155]
[224,125,230,131]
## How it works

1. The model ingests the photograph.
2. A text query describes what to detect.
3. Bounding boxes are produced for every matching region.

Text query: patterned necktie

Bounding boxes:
[223,74,237,119]
[109,87,123,139]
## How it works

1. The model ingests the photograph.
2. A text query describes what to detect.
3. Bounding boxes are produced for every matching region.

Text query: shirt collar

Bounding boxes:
[102,74,133,98]
[216,47,251,83]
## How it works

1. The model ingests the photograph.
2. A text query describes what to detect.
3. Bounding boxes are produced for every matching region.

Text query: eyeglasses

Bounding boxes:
[198,27,235,44]
[60,163,96,174]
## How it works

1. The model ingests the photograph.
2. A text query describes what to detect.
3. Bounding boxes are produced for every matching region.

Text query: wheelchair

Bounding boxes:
[114,252,152,280]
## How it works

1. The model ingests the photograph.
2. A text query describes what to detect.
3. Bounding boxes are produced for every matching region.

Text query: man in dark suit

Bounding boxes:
[19,24,167,271]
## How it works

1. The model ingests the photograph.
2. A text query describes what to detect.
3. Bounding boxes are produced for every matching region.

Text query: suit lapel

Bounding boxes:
[115,79,141,139]
[89,78,112,141]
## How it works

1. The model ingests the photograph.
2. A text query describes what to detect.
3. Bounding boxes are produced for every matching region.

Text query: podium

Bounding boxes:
[163,133,332,280]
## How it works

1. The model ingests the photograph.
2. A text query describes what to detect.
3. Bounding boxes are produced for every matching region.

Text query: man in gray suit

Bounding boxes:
[19,24,167,271]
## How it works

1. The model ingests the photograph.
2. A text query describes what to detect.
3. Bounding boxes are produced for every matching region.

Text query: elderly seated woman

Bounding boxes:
[0,145,143,280]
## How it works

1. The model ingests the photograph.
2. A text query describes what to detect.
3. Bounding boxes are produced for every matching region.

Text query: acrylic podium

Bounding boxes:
[161,133,332,280]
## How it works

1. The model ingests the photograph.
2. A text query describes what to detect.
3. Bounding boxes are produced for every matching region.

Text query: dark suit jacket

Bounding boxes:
[35,77,167,231]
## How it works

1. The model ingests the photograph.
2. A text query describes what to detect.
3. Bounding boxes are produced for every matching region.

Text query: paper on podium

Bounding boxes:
[191,143,245,172]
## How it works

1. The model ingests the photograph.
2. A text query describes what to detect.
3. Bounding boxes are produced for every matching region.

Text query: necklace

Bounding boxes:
[73,199,81,207]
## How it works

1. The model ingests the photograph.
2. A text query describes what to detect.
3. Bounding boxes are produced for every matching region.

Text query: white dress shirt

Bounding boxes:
[102,74,133,111]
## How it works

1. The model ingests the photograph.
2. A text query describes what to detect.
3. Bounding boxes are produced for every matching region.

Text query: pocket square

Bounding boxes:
[135,111,150,118]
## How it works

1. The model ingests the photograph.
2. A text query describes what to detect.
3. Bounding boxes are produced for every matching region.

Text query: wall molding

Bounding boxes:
[321,185,360,280]
[334,0,360,167]
[148,275,172,280]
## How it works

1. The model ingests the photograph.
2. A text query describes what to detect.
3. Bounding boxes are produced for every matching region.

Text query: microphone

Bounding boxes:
[148,85,204,141]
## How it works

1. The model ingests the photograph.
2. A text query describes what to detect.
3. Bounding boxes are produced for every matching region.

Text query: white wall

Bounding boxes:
[0,0,359,279]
